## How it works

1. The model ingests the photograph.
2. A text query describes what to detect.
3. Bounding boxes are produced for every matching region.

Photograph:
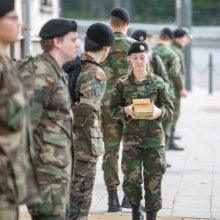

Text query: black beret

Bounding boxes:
[173,27,192,39]
[131,29,147,41]
[173,28,188,38]
[161,27,173,39]
[39,19,77,39]
[86,22,115,46]
[0,0,14,18]
[110,7,130,23]
[128,42,149,56]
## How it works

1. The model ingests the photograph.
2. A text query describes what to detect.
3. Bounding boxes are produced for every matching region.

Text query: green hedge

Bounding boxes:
[62,0,220,26]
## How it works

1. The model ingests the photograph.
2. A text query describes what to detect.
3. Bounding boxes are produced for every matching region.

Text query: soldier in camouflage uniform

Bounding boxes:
[109,42,173,220]
[101,7,136,211]
[18,19,79,220]
[170,28,191,150]
[154,27,184,150]
[130,29,173,168]
[0,1,39,219]
[68,23,114,220]
[130,29,169,85]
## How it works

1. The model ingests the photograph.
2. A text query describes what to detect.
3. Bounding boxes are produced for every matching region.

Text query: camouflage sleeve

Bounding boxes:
[167,55,183,90]
[157,80,174,120]
[21,72,54,130]
[109,80,126,119]
[155,55,169,84]
[0,68,24,130]
[73,69,105,126]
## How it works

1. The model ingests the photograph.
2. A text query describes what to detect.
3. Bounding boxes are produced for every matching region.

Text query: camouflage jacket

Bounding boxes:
[101,32,136,106]
[149,50,169,85]
[0,55,38,206]
[171,41,185,90]
[73,53,106,163]
[154,43,183,97]
[109,72,173,156]
[18,53,73,180]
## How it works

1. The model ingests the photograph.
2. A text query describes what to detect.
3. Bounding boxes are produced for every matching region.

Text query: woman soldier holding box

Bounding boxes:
[109,41,173,220]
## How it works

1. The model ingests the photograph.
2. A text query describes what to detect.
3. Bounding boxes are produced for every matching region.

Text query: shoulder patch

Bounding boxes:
[94,80,103,96]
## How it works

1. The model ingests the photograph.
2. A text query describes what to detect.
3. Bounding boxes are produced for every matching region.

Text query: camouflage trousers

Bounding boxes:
[68,159,97,220]
[27,173,69,220]
[0,198,18,220]
[122,145,166,212]
[101,106,123,191]
[171,93,181,132]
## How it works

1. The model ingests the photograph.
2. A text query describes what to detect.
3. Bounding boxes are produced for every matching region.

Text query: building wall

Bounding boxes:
[15,0,60,37]
[12,0,60,58]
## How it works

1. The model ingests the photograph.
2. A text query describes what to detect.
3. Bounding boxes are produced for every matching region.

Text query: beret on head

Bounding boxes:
[131,29,147,41]
[128,41,149,56]
[39,19,77,39]
[0,0,14,18]
[173,28,188,38]
[86,22,115,46]
[174,27,192,39]
[161,27,173,39]
[110,7,130,23]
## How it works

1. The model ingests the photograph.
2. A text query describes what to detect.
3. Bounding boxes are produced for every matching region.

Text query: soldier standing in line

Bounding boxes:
[67,23,114,220]
[101,7,136,211]
[170,28,191,150]
[109,41,173,220]
[18,19,80,220]
[0,1,39,219]
[154,27,184,151]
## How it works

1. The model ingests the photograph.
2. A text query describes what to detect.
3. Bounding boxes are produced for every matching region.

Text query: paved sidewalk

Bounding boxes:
[90,87,220,219]
[19,87,220,219]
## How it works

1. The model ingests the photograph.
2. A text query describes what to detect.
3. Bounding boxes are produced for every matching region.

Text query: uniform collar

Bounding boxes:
[173,41,183,49]
[42,52,62,71]
[81,53,97,63]
[129,71,154,85]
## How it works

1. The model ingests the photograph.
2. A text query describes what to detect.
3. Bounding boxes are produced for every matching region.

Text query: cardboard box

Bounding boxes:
[133,99,154,119]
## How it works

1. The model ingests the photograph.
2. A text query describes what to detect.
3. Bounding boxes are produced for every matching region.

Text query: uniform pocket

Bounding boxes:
[123,86,137,99]
[40,131,70,168]
[89,128,104,156]
[144,88,157,101]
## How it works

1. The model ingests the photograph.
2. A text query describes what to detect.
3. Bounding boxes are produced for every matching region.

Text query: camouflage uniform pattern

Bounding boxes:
[154,43,182,145]
[149,50,169,85]
[19,53,73,220]
[109,72,173,211]
[69,53,106,220]
[0,55,39,219]
[122,146,166,211]
[170,42,185,130]
[101,32,135,191]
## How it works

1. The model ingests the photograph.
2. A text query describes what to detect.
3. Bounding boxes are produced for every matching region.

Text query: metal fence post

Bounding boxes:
[176,0,192,91]
[21,0,32,57]
[208,53,213,94]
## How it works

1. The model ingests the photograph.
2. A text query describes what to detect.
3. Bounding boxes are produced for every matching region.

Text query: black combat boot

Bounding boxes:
[107,190,122,212]
[121,195,132,209]
[146,211,157,220]
[131,203,144,220]
[169,131,184,151]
